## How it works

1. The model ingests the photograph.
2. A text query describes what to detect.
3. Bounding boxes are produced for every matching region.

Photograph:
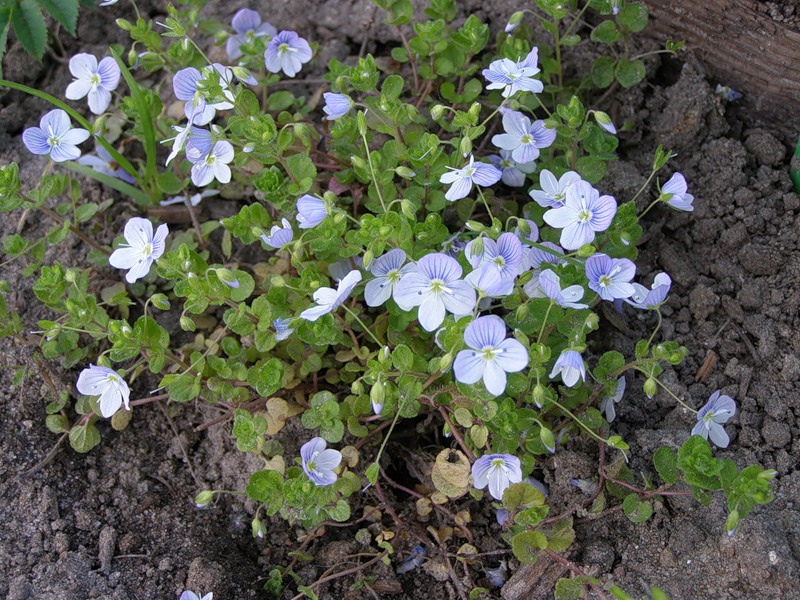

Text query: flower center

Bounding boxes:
[205,153,217,166]
[142,243,153,257]
[703,412,715,424]
[429,278,450,295]
[107,374,119,384]
[577,209,593,223]
[520,134,532,144]
[481,346,498,361]
[493,256,506,268]
[500,159,513,168]
[465,167,476,178]
[278,43,291,54]
[90,73,101,88]
[491,458,506,471]
[598,275,611,288]
[48,135,60,147]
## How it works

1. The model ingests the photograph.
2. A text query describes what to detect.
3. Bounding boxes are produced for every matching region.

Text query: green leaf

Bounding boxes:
[554,578,586,600]
[591,56,616,88]
[326,499,351,522]
[511,530,547,563]
[69,422,101,453]
[246,470,285,516]
[37,0,79,35]
[622,493,653,522]
[268,90,294,111]
[653,446,680,484]
[74,202,98,223]
[576,156,606,184]
[161,372,202,402]
[386,0,412,25]
[618,2,649,33]
[12,0,46,59]
[46,414,68,433]
[381,74,404,100]
[591,20,621,44]
[615,58,646,88]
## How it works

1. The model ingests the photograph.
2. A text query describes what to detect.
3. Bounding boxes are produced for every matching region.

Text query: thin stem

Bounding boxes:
[360,129,386,212]
[631,167,659,206]
[537,301,555,344]
[476,187,494,223]
[550,397,614,449]
[37,204,110,255]
[562,1,593,39]
[342,306,384,346]
[438,406,475,461]
[645,309,663,348]
[652,377,697,414]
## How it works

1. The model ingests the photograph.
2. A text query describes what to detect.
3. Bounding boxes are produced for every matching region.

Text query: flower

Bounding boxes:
[300,437,342,486]
[76,364,130,418]
[482,48,543,98]
[364,249,414,307]
[661,173,694,212]
[260,218,294,249]
[396,545,426,574]
[187,140,235,187]
[323,92,352,120]
[227,9,276,60]
[472,453,523,500]
[264,31,313,77]
[585,253,636,301]
[109,217,169,283]
[625,273,671,309]
[163,125,202,166]
[529,169,582,209]
[542,180,617,250]
[535,269,589,309]
[599,377,626,422]
[296,194,328,229]
[394,253,476,332]
[464,233,523,297]
[439,154,502,201]
[520,240,565,274]
[179,591,213,600]
[78,145,136,183]
[491,110,556,164]
[65,53,120,115]
[299,270,362,321]
[692,391,736,448]
[160,190,219,207]
[172,65,235,125]
[549,349,585,387]
[465,264,507,298]
[453,315,528,396]
[273,317,295,341]
[488,149,537,187]
[22,109,90,163]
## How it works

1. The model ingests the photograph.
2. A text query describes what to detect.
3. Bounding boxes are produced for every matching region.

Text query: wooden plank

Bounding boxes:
[644,0,800,118]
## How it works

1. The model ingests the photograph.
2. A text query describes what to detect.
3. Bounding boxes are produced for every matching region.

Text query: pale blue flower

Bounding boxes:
[186,140,234,187]
[549,349,585,387]
[488,149,537,187]
[453,315,528,396]
[542,181,617,250]
[365,249,414,307]
[515,219,539,245]
[439,154,502,201]
[661,173,694,212]
[265,30,313,77]
[180,591,213,600]
[108,217,169,283]
[491,110,556,164]
[22,109,90,163]
[535,269,588,309]
[260,218,294,249]
[300,437,342,486]
[323,92,352,120]
[529,169,582,208]
[65,53,120,115]
[394,253,476,332]
[396,545,426,574]
[714,84,742,101]
[227,9,276,61]
[296,194,328,229]
[585,253,636,301]
[76,364,130,418]
[520,240,565,273]
[273,317,295,341]
[173,65,235,125]
[465,232,524,284]
[299,270,362,321]
[482,48,543,98]
[600,377,626,422]
[692,391,736,448]
[625,273,671,309]
[78,145,135,183]
[465,264,508,298]
[472,453,523,500]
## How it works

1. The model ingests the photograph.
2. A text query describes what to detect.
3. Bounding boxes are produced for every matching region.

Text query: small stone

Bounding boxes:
[98,526,117,575]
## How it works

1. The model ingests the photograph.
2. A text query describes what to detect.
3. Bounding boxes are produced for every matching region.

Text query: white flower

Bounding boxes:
[187,140,235,187]
[472,453,523,500]
[300,270,362,321]
[529,169,582,208]
[260,218,294,249]
[76,364,130,418]
[300,437,342,486]
[108,217,169,283]
[364,249,414,307]
[65,53,121,115]
[549,350,586,388]
[439,154,502,202]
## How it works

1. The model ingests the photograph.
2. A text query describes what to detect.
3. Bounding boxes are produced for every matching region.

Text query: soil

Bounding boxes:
[1,1,799,600]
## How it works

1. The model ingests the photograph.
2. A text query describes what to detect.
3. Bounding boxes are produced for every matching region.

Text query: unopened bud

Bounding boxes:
[643,378,657,399]
[194,490,214,508]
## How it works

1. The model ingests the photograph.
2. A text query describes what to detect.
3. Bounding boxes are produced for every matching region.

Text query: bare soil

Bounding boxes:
[1,1,799,599]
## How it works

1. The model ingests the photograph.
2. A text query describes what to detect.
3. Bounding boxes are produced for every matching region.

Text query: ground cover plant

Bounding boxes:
[0,0,780,598]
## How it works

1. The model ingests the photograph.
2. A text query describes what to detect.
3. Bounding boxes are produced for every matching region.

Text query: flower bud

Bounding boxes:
[357,110,367,136]
[150,293,171,310]
[215,268,240,289]
[539,426,556,454]
[459,137,472,158]
[180,315,196,332]
[725,510,739,537]
[430,104,447,120]
[270,275,286,287]
[394,166,416,179]
[532,384,546,408]
[576,244,596,258]
[400,199,416,219]
[643,377,657,399]
[194,490,214,508]
[370,381,385,415]
[465,220,485,233]
[505,11,524,33]
[252,517,265,538]
[362,249,374,270]
[439,352,453,372]
[593,111,617,135]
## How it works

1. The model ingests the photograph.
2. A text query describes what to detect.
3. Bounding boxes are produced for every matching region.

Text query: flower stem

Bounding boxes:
[342,305,384,346]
